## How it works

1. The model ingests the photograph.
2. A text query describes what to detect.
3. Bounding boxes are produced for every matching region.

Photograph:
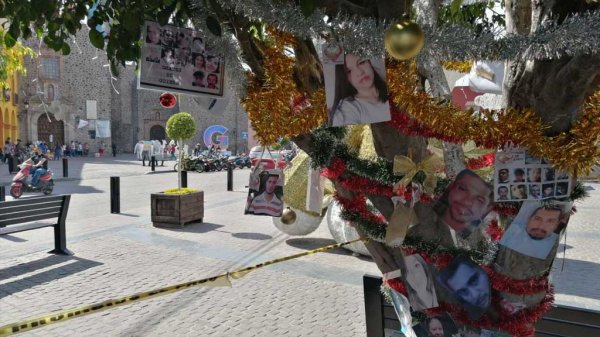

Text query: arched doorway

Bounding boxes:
[37,113,65,146]
[149,124,166,141]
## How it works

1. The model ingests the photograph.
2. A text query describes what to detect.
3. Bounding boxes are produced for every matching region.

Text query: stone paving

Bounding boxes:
[0,156,599,337]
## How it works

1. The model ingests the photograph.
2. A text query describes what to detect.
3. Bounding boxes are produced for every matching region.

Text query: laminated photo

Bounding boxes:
[403,254,439,311]
[245,169,284,217]
[434,169,493,240]
[413,314,458,337]
[499,200,572,259]
[493,149,571,202]
[322,43,391,126]
[436,256,491,320]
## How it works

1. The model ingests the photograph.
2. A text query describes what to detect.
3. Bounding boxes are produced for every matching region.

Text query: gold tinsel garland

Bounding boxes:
[386,61,600,175]
[243,28,600,174]
[442,60,472,73]
[242,30,327,145]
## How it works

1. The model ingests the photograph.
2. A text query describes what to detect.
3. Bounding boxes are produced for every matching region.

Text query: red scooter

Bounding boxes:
[10,163,54,198]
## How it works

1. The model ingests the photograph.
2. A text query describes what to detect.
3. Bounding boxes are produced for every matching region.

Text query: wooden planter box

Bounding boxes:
[151,191,204,228]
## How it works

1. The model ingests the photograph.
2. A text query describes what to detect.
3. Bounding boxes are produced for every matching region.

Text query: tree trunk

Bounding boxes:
[178,139,183,190]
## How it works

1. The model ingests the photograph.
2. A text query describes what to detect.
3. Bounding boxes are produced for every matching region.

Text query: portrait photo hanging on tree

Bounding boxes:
[245,168,284,217]
[499,201,572,260]
[322,42,391,127]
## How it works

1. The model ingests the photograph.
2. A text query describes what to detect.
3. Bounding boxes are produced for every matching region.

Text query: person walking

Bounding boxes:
[54,144,62,161]
[111,143,117,157]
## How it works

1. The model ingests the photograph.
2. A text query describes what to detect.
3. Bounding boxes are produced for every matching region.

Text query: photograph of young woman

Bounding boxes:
[325,53,391,127]
[403,254,438,311]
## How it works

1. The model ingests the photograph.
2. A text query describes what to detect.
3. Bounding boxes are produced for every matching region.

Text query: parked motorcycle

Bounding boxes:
[173,156,206,173]
[234,156,251,169]
[10,163,54,198]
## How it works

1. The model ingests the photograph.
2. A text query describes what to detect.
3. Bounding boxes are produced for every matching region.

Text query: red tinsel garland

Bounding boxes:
[493,203,520,216]
[486,219,504,241]
[466,152,496,170]
[339,175,395,197]
[482,266,549,295]
[321,159,346,180]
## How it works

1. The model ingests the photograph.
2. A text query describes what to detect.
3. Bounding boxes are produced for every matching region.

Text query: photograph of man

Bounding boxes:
[513,168,525,182]
[529,184,541,199]
[497,168,509,184]
[527,168,541,182]
[325,51,391,126]
[544,167,555,181]
[175,31,192,49]
[437,169,493,239]
[499,201,569,259]
[437,256,491,320]
[496,186,509,201]
[414,315,458,337]
[205,55,221,73]
[556,182,569,197]
[191,37,205,53]
[192,71,205,87]
[542,183,554,198]
[206,73,219,89]
[403,254,438,311]
[245,172,284,217]
[511,184,526,200]
[145,23,161,44]
[160,28,175,47]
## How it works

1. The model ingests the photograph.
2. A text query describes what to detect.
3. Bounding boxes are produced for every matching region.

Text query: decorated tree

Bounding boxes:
[166,112,196,190]
[2,0,599,335]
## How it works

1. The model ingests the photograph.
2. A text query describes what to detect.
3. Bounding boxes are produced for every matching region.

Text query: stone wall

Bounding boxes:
[19,28,249,155]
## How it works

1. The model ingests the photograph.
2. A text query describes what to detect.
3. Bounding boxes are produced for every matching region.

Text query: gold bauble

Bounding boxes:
[384,19,425,60]
[280,207,297,225]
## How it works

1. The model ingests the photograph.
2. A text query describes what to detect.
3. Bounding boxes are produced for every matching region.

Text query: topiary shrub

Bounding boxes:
[166,112,196,190]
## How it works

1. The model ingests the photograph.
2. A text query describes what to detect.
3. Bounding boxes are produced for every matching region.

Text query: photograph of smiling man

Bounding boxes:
[436,169,494,240]
[323,44,391,126]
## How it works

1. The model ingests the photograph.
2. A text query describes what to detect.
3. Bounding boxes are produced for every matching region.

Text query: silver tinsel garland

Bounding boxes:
[190,0,599,92]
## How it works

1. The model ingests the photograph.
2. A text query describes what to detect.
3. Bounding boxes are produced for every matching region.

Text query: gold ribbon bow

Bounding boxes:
[393,154,444,194]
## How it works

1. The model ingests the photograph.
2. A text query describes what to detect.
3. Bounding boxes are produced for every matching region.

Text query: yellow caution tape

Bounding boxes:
[0,238,367,336]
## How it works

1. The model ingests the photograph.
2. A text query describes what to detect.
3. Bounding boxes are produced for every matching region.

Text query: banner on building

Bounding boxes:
[95,120,111,138]
[139,21,225,97]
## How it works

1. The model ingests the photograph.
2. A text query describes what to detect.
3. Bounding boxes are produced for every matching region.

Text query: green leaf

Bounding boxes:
[89,29,105,49]
[3,33,16,48]
[206,16,221,36]
[300,0,316,18]
[450,0,463,15]
[61,42,71,55]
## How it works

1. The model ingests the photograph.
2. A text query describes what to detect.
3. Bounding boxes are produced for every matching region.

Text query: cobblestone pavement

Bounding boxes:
[0,156,599,337]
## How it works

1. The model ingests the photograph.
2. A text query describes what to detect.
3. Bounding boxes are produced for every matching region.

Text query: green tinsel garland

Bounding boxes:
[340,208,496,265]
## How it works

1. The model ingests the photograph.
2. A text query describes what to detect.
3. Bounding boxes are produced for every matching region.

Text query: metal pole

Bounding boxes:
[62,158,68,178]
[151,155,156,172]
[110,176,120,214]
[181,170,188,188]
[227,165,233,191]
[0,186,5,202]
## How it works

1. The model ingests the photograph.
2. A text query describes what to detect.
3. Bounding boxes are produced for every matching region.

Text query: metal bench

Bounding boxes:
[363,274,600,337]
[0,195,72,255]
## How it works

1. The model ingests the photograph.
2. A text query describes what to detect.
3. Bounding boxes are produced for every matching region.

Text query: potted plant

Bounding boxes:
[151,112,204,227]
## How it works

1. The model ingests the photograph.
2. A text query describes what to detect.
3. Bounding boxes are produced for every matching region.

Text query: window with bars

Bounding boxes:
[41,58,60,80]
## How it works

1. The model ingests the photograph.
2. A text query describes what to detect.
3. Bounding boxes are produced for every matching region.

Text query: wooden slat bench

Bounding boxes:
[363,274,600,337]
[0,195,72,255]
